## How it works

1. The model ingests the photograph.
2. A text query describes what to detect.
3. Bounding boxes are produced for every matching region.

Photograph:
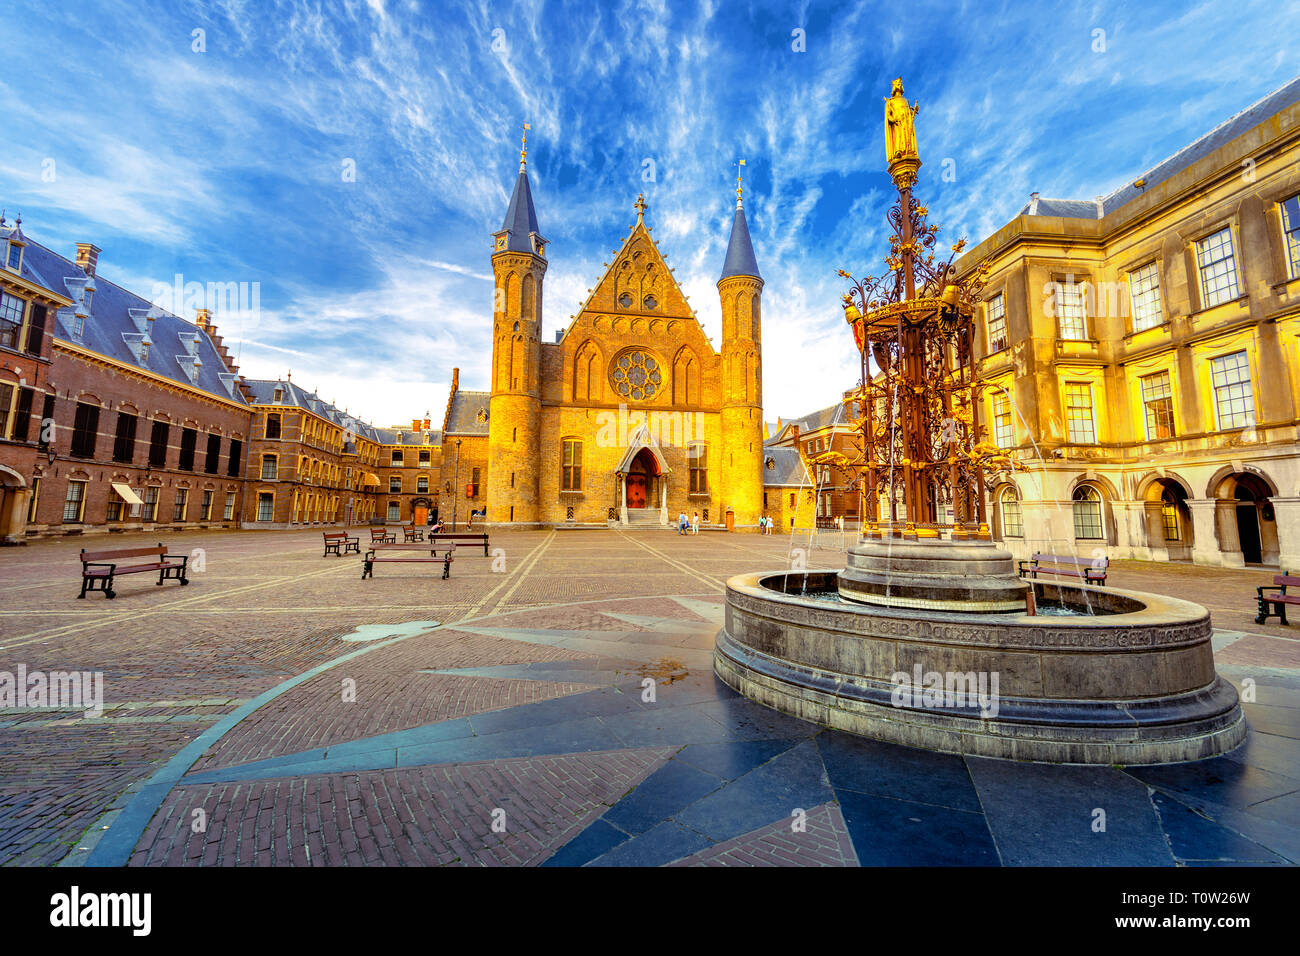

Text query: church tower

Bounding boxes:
[717,171,765,528]
[486,131,547,526]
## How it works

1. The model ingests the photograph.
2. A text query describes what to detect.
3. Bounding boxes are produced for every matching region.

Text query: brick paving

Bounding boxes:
[1,526,1297,867]
[668,802,858,867]
[129,748,672,866]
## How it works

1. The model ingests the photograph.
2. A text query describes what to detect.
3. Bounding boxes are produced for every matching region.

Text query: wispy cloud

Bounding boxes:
[0,0,1296,426]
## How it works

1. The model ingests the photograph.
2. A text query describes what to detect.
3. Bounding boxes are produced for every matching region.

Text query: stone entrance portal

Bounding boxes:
[614,426,670,526]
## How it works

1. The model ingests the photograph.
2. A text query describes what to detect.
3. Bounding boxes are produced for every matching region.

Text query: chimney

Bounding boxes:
[450,367,459,394]
[412,419,421,432]
[1028,192,1040,216]
[195,308,213,331]
[75,243,101,277]
[424,418,431,430]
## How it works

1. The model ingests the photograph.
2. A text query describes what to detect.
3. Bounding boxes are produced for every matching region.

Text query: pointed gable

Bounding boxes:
[572,219,693,323]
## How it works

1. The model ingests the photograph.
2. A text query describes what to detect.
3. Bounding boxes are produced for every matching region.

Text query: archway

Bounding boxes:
[0,464,31,545]
[1232,474,1272,565]
[1140,475,1194,561]
[626,447,661,509]
[1209,469,1280,566]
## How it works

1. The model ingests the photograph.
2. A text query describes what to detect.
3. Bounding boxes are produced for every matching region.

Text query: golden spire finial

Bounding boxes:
[519,123,531,170]
[634,193,647,223]
[735,158,746,208]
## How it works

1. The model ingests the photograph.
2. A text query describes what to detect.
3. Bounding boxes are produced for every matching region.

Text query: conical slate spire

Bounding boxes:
[719,201,761,281]
[500,168,541,253]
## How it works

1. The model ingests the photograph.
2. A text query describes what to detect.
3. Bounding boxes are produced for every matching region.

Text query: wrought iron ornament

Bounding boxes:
[830,78,1018,540]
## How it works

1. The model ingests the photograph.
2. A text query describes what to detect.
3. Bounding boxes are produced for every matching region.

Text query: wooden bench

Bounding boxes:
[323,531,360,557]
[403,526,425,543]
[1256,572,1300,625]
[79,543,189,599]
[1018,552,1108,586]
[362,542,455,580]
[370,527,396,544]
[426,532,490,557]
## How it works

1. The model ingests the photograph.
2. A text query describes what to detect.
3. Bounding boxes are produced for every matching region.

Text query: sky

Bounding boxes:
[2,0,1298,428]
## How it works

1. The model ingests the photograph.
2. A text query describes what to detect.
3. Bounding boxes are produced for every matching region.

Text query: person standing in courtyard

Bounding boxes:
[692,511,700,535]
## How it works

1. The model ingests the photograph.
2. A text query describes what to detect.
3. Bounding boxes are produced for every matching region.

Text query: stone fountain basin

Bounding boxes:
[714,570,1246,765]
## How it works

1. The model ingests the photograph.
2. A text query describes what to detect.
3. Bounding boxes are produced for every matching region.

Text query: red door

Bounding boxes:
[626,474,647,508]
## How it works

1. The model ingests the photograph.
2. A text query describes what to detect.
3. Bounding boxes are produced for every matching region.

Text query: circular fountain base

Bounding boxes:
[839,537,1028,612]
[715,571,1245,765]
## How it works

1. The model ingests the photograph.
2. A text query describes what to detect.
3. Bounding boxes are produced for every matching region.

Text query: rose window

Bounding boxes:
[610,350,662,401]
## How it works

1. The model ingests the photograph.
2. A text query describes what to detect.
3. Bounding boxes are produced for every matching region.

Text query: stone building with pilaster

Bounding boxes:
[961,76,1300,569]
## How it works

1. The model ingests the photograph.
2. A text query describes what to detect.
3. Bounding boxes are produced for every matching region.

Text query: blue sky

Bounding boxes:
[2,0,1298,426]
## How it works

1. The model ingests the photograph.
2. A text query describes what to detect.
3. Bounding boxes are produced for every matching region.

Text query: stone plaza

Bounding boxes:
[0,527,1297,867]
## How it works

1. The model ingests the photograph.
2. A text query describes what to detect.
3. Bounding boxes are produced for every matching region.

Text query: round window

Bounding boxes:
[618,292,633,309]
[610,350,662,401]
[643,295,657,310]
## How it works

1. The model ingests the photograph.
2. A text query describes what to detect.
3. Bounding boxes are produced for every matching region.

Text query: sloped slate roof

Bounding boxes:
[783,399,854,433]
[1020,74,1300,220]
[444,390,491,435]
[373,427,442,447]
[762,446,810,487]
[244,377,381,441]
[719,203,761,280]
[19,237,247,404]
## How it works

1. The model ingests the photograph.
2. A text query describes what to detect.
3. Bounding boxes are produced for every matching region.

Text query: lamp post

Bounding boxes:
[451,438,462,531]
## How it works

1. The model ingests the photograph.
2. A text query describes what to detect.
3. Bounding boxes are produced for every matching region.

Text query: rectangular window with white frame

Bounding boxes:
[992,393,1013,448]
[1054,278,1088,340]
[0,291,25,350]
[224,492,235,520]
[1128,261,1163,331]
[1210,350,1255,430]
[1140,370,1175,440]
[986,293,1007,353]
[1282,194,1300,279]
[143,486,159,522]
[1196,228,1240,308]
[63,480,86,523]
[173,488,189,522]
[1064,382,1097,444]
[257,492,275,521]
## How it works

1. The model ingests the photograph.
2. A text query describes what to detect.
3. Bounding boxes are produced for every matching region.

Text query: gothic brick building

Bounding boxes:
[477,153,768,529]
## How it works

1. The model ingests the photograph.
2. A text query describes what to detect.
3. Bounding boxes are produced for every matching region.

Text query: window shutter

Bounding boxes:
[12,387,33,442]
[25,305,46,356]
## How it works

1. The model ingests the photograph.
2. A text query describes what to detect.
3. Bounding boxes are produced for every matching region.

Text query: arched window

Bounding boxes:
[1000,487,1023,538]
[1072,485,1103,539]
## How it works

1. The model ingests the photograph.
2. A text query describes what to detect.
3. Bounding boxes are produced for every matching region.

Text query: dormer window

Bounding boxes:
[74,315,85,336]
[273,387,283,402]
[83,290,93,312]
[4,241,21,272]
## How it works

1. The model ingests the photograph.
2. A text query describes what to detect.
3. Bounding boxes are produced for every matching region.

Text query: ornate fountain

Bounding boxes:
[713,79,1245,764]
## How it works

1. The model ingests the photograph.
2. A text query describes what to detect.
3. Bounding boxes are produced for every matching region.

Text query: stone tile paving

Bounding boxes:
[0,527,1297,866]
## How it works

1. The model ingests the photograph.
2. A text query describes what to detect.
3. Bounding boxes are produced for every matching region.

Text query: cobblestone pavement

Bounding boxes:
[1,528,1297,866]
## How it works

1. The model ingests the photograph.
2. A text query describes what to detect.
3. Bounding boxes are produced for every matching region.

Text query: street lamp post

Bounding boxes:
[451,438,462,531]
